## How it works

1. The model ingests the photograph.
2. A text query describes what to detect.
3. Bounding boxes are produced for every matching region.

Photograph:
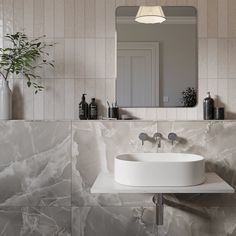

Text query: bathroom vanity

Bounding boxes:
[91,148,234,225]
[91,172,234,194]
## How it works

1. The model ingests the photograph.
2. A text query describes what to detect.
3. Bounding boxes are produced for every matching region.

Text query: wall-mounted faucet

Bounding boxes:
[168,132,178,145]
[139,133,149,146]
[153,132,162,148]
[139,132,162,147]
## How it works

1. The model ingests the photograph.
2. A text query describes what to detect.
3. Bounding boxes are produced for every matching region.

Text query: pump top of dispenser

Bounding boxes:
[82,94,87,100]
[204,92,213,101]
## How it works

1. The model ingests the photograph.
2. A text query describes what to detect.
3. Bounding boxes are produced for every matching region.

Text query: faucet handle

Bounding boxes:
[168,133,177,145]
[139,133,149,146]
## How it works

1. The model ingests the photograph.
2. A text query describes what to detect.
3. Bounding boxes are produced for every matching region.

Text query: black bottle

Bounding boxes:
[79,94,88,120]
[89,98,98,120]
[203,92,214,120]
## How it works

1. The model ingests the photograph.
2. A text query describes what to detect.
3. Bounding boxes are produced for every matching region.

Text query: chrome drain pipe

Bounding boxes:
[152,193,164,225]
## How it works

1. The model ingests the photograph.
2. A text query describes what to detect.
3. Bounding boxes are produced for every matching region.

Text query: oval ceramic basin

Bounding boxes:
[114,153,205,187]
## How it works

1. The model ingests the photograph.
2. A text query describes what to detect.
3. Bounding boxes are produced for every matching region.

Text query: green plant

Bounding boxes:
[0,32,54,93]
[181,87,197,107]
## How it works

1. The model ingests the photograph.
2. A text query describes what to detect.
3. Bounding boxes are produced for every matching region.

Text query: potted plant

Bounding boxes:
[0,32,54,120]
[181,87,197,107]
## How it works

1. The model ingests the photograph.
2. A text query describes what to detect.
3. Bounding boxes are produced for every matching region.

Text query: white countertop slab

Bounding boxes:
[91,172,234,194]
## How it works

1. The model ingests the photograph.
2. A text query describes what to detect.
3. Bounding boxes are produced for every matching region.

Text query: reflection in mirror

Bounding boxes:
[116,6,197,108]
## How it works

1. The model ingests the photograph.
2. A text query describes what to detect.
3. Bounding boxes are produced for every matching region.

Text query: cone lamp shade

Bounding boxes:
[135,6,166,24]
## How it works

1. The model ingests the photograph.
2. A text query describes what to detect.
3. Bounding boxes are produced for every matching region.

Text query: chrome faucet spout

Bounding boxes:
[153,132,162,148]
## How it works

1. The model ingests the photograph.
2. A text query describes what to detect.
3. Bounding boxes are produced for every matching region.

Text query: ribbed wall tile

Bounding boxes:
[218,79,228,117]
[54,0,64,38]
[44,79,55,120]
[44,0,54,38]
[54,38,65,78]
[0,0,3,48]
[85,78,96,103]
[106,0,116,37]
[65,79,75,120]
[228,39,236,78]
[187,107,198,120]
[33,80,45,120]
[95,78,106,117]
[96,39,106,78]
[85,39,96,78]
[218,0,228,38]
[85,0,95,38]
[74,79,85,117]
[23,0,33,37]
[176,108,187,120]
[228,0,236,38]
[65,0,75,38]
[96,0,106,38]
[207,79,218,101]
[23,79,34,120]
[1,0,236,120]
[75,38,85,78]
[3,0,13,35]
[75,0,85,38]
[166,108,177,120]
[198,0,207,38]
[228,79,236,119]
[218,39,228,79]
[106,38,116,79]
[207,0,218,38]
[13,0,23,32]
[199,38,208,79]
[65,39,75,78]
[34,0,44,37]
[54,79,65,120]
[207,39,218,79]
[198,78,207,119]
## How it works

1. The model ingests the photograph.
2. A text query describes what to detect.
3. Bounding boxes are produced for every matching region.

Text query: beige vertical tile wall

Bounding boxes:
[0,0,235,120]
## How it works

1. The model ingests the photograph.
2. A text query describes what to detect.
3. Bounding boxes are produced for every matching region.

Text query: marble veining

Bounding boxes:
[0,207,71,236]
[72,121,236,236]
[1,120,236,235]
[0,121,71,207]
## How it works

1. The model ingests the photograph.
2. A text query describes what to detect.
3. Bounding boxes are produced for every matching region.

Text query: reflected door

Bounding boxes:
[117,42,159,107]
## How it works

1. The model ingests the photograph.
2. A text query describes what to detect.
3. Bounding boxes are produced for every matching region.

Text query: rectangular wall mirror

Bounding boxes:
[116,6,198,108]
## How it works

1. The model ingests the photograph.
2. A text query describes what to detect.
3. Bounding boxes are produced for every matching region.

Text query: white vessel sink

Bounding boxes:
[114,153,205,187]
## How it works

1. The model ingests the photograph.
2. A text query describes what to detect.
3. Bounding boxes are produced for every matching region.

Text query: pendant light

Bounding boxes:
[135,6,166,24]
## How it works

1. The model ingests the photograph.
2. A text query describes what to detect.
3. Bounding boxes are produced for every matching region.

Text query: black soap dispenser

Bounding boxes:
[79,94,88,120]
[203,92,214,120]
[89,98,98,120]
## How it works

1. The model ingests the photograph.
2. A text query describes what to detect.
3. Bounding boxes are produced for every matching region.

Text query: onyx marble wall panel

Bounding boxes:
[72,121,157,207]
[72,121,236,236]
[0,121,71,206]
[1,120,236,236]
[0,207,71,236]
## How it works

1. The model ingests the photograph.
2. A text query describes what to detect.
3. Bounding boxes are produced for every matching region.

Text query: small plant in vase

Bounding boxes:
[0,32,54,119]
[181,87,197,107]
